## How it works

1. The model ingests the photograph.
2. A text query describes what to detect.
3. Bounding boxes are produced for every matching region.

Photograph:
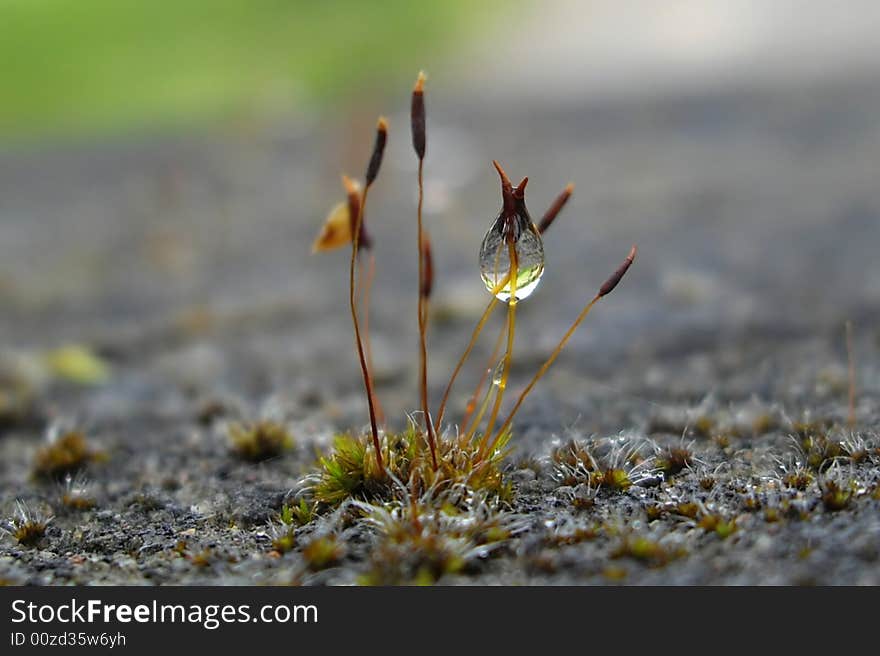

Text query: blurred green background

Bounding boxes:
[0,0,488,141]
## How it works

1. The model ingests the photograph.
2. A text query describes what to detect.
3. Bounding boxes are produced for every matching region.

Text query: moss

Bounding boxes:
[551,437,658,493]
[713,434,731,449]
[691,416,715,438]
[602,565,628,581]
[33,431,100,481]
[2,502,51,548]
[310,428,511,508]
[547,526,599,547]
[61,493,95,511]
[751,413,779,436]
[302,536,344,571]
[271,529,296,554]
[656,446,694,477]
[357,494,514,585]
[673,502,700,519]
[611,535,681,567]
[228,420,293,462]
[280,498,315,527]
[820,479,854,512]
[645,504,665,522]
[698,514,737,539]
[59,473,96,511]
[783,469,813,490]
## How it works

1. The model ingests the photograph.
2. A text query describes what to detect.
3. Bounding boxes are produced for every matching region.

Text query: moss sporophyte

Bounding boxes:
[310,71,637,507]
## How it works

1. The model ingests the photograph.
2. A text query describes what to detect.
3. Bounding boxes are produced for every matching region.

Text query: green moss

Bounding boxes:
[280,498,315,527]
[611,535,682,568]
[271,530,296,555]
[310,428,511,508]
[820,479,855,511]
[551,437,657,493]
[302,536,343,571]
[698,514,737,539]
[356,494,514,585]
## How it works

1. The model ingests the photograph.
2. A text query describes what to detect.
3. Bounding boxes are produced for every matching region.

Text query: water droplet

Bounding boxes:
[491,359,506,389]
[479,215,544,302]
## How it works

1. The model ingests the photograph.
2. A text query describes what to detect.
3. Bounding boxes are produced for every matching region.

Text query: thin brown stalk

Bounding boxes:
[460,315,508,435]
[477,242,519,455]
[412,72,438,469]
[487,246,637,453]
[435,271,512,428]
[349,118,388,475]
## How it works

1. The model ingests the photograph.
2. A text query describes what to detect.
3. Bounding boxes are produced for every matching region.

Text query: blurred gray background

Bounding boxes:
[1,0,878,433]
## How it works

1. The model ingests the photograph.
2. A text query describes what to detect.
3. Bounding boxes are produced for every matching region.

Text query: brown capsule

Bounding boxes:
[344,175,371,250]
[420,234,434,299]
[538,183,574,235]
[365,117,388,186]
[411,71,426,160]
[598,245,637,297]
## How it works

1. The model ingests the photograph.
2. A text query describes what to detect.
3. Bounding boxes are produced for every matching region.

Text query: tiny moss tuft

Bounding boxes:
[552,437,658,493]
[656,446,694,477]
[302,536,343,571]
[2,501,52,547]
[611,535,681,568]
[33,431,100,481]
[310,428,511,508]
[820,478,855,511]
[228,421,293,462]
[698,514,737,539]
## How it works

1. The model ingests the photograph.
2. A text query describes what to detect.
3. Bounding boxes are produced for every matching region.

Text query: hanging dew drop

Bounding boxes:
[479,216,545,302]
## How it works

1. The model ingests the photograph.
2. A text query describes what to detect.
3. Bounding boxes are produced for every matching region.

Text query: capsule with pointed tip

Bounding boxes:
[479,161,545,302]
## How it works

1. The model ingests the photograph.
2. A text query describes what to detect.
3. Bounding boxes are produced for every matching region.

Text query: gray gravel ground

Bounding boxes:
[0,72,879,584]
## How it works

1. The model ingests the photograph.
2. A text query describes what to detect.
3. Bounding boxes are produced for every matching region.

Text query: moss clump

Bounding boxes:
[2,502,52,548]
[33,431,100,481]
[698,514,737,539]
[611,535,682,568]
[820,479,855,512]
[59,474,96,511]
[783,468,813,490]
[551,437,658,492]
[228,421,293,462]
[269,526,297,554]
[645,504,665,522]
[310,428,511,508]
[691,416,716,438]
[279,499,314,527]
[673,502,700,519]
[656,446,694,477]
[302,536,343,571]
[356,493,516,585]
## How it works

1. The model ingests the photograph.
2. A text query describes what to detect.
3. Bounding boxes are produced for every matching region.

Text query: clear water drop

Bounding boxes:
[479,215,545,302]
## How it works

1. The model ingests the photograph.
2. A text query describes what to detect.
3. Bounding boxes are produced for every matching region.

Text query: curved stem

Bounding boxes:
[416,160,438,469]
[435,269,512,428]
[460,318,508,435]
[349,186,383,475]
[489,295,602,453]
[478,243,518,456]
